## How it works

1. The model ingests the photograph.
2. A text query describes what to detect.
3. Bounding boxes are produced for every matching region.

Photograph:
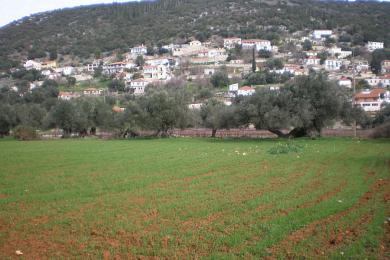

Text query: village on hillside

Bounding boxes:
[9,29,390,115]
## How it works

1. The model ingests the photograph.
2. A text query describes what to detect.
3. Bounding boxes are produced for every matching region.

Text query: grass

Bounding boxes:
[58,79,110,92]
[0,138,389,259]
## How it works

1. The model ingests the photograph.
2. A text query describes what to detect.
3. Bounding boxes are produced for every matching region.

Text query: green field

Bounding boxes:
[0,138,389,259]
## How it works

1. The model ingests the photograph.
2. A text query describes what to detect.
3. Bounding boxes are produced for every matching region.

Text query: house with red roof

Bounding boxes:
[354,88,389,112]
[237,86,256,96]
[242,39,272,51]
[58,91,80,100]
[338,77,352,88]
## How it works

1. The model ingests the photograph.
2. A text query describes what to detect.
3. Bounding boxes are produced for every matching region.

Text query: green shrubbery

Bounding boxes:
[267,142,303,154]
[13,125,39,140]
[370,122,390,139]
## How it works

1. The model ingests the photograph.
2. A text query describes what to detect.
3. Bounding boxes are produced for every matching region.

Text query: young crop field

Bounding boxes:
[0,138,389,259]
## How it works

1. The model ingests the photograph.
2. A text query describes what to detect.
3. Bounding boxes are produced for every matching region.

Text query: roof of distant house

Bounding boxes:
[239,86,255,91]
[355,88,385,99]
[59,91,72,96]
[242,39,270,43]
[84,88,99,91]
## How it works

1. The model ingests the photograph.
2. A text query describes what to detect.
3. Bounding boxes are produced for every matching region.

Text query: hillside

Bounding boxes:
[0,0,390,70]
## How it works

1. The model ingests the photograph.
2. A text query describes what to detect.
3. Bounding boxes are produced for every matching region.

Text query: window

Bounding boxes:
[363,104,370,107]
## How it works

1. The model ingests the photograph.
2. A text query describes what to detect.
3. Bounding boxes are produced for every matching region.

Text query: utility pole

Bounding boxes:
[252,46,256,73]
[351,49,357,138]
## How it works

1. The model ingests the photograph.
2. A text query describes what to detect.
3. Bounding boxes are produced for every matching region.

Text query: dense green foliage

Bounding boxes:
[200,99,236,137]
[0,73,373,138]
[1,0,390,70]
[237,73,360,137]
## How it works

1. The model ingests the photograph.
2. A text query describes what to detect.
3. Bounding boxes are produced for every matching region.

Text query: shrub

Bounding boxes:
[267,142,303,155]
[369,122,390,139]
[13,125,39,140]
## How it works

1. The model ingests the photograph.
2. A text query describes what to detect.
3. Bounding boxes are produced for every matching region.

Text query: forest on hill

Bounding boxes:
[0,0,390,71]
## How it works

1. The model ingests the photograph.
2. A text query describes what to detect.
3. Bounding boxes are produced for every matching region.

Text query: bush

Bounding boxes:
[13,125,39,140]
[369,122,390,139]
[267,142,303,155]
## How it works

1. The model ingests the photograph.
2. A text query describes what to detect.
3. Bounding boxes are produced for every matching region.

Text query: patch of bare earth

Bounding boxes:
[267,177,389,259]
[0,229,69,259]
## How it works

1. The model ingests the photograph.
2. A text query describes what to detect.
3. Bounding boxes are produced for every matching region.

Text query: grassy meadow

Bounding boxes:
[0,138,389,259]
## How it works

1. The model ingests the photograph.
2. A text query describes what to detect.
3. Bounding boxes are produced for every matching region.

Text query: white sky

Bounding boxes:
[0,0,137,27]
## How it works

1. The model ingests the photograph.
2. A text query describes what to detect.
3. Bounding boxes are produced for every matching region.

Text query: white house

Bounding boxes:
[237,86,256,96]
[143,65,169,80]
[325,59,343,71]
[58,66,75,76]
[87,61,101,72]
[366,77,382,87]
[145,58,170,66]
[355,88,389,113]
[131,45,147,56]
[58,91,80,100]
[305,56,321,66]
[354,59,370,72]
[24,60,42,71]
[58,91,72,101]
[223,38,242,49]
[124,62,136,69]
[312,30,333,39]
[366,75,390,87]
[127,78,150,95]
[83,88,103,96]
[189,40,202,47]
[381,60,390,74]
[188,103,203,110]
[228,83,239,97]
[379,75,390,87]
[242,39,272,51]
[41,69,52,77]
[271,64,303,76]
[338,77,352,88]
[103,62,126,75]
[366,41,384,52]
[142,65,157,78]
[305,51,318,57]
[328,48,352,59]
[207,48,227,58]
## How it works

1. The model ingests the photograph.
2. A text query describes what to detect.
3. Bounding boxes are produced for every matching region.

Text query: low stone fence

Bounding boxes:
[38,128,374,140]
[171,128,374,139]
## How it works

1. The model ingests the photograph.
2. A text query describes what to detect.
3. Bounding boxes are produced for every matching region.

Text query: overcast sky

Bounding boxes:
[0,0,137,27]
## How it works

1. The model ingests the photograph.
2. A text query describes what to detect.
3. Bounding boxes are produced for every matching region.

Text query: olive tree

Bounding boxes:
[200,99,237,137]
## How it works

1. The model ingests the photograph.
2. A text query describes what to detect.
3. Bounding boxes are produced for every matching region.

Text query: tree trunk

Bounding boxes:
[90,127,96,136]
[128,130,139,138]
[211,129,217,138]
[268,128,310,138]
[268,128,289,138]
[156,129,170,138]
[288,127,308,138]
[62,128,72,138]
